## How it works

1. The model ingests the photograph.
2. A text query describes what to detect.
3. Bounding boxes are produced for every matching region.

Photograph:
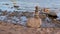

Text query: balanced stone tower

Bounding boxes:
[26,6,42,28]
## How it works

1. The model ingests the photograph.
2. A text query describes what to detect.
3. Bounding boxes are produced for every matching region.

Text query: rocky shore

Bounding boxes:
[0,9,60,34]
[0,10,60,27]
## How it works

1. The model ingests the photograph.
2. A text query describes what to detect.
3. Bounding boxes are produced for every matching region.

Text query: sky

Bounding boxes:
[0,0,60,8]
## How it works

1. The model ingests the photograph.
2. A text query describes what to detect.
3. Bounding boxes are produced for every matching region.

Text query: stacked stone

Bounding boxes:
[34,6,39,18]
[26,6,42,28]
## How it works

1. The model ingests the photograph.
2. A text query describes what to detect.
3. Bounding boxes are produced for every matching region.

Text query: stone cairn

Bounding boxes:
[26,6,42,28]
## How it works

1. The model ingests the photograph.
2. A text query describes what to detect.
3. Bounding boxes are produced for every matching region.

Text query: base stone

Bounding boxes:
[26,18,42,28]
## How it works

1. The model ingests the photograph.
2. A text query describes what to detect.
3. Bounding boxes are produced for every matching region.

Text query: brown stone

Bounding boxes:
[26,18,42,28]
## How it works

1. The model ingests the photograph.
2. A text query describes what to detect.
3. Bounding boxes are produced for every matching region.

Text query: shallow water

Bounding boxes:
[0,0,60,12]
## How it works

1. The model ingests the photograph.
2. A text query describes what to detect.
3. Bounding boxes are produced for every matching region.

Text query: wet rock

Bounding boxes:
[14,5,19,9]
